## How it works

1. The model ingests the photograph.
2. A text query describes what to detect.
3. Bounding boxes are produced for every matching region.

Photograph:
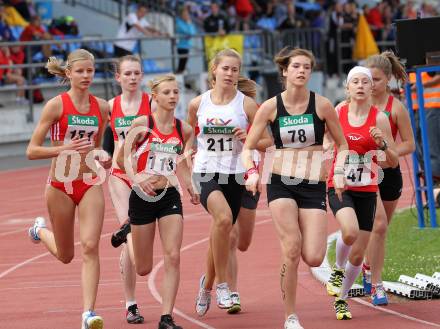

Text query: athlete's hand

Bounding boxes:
[369,126,384,147]
[245,172,260,196]
[139,176,159,196]
[333,174,345,202]
[95,150,112,169]
[233,127,247,142]
[187,185,200,205]
[64,136,93,154]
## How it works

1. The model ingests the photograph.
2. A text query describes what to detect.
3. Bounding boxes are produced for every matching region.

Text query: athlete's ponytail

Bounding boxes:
[46,48,95,84]
[365,50,407,85]
[237,76,257,99]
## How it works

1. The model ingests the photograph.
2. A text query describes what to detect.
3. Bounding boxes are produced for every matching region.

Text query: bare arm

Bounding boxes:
[374,112,399,168]
[394,100,415,156]
[26,97,92,159]
[116,115,148,171]
[184,96,201,156]
[242,98,276,171]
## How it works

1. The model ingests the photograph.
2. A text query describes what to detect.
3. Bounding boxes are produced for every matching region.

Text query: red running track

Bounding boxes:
[1,156,439,329]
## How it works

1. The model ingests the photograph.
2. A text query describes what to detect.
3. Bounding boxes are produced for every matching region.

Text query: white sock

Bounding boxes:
[126,301,136,309]
[341,261,362,299]
[335,235,351,269]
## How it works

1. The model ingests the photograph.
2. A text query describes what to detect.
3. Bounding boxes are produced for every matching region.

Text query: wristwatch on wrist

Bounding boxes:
[379,139,388,151]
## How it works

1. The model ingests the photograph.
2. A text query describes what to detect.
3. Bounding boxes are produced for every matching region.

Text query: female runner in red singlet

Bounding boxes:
[26,49,111,329]
[362,51,415,305]
[108,55,150,324]
[117,74,198,329]
[326,66,398,320]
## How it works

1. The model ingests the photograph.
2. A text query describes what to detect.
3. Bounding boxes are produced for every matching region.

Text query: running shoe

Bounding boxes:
[28,217,46,243]
[362,263,372,295]
[333,297,352,320]
[216,282,233,309]
[284,314,304,329]
[227,292,241,314]
[195,274,211,316]
[326,266,345,297]
[126,303,144,324]
[111,222,131,248]
[82,311,104,329]
[158,314,182,329]
[371,284,389,306]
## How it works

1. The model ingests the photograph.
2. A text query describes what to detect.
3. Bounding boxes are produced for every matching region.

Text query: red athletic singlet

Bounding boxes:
[51,92,103,143]
[328,104,379,192]
[135,115,184,176]
[110,93,151,142]
[383,95,398,140]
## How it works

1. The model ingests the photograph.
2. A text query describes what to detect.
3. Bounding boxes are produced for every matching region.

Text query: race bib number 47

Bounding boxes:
[64,115,99,143]
[279,114,315,148]
[203,126,236,156]
[344,154,372,187]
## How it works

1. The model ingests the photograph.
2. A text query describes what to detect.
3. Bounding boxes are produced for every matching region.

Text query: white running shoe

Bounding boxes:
[227,291,241,314]
[216,282,232,309]
[28,217,46,244]
[284,314,304,329]
[82,311,103,329]
[195,274,211,316]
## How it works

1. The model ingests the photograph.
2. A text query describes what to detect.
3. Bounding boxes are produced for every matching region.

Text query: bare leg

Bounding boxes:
[158,214,184,315]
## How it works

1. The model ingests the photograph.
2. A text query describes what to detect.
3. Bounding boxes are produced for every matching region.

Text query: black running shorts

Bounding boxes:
[328,188,377,232]
[266,173,327,210]
[379,166,402,201]
[129,186,183,225]
[193,172,245,224]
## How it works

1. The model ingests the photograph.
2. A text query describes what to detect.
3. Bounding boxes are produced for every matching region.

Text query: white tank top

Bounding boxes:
[193,90,249,174]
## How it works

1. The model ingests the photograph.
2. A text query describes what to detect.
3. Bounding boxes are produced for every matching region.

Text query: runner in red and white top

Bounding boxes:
[326,66,398,321]
[26,49,111,329]
[107,55,151,324]
[363,51,415,305]
[116,74,198,329]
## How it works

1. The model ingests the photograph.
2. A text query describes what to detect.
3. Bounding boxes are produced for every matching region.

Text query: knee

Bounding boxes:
[372,216,388,237]
[349,252,364,266]
[303,252,325,267]
[58,252,74,264]
[341,230,358,245]
[81,240,99,257]
[214,214,233,233]
[136,264,152,276]
[283,240,302,264]
[164,250,180,269]
[237,241,250,252]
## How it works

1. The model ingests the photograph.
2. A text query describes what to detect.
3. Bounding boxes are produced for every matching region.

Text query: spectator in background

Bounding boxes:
[0,2,14,41]
[232,0,254,30]
[365,0,385,40]
[401,0,417,19]
[20,15,55,59]
[114,4,162,57]
[204,2,230,35]
[3,0,35,21]
[0,45,26,103]
[175,5,197,74]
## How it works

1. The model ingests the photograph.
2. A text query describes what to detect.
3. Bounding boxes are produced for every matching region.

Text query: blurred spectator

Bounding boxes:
[420,1,438,18]
[175,5,197,73]
[0,2,15,41]
[231,0,254,30]
[365,0,385,39]
[401,0,417,19]
[3,0,35,21]
[19,15,56,59]
[114,4,162,57]
[203,2,230,35]
[0,45,26,103]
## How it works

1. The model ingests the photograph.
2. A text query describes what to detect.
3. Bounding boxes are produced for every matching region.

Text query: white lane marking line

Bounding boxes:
[353,297,440,328]
[147,218,272,329]
[311,231,440,328]
[0,232,112,279]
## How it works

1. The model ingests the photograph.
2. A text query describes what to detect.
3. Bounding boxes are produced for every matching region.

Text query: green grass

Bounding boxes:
[327,208,440,282]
